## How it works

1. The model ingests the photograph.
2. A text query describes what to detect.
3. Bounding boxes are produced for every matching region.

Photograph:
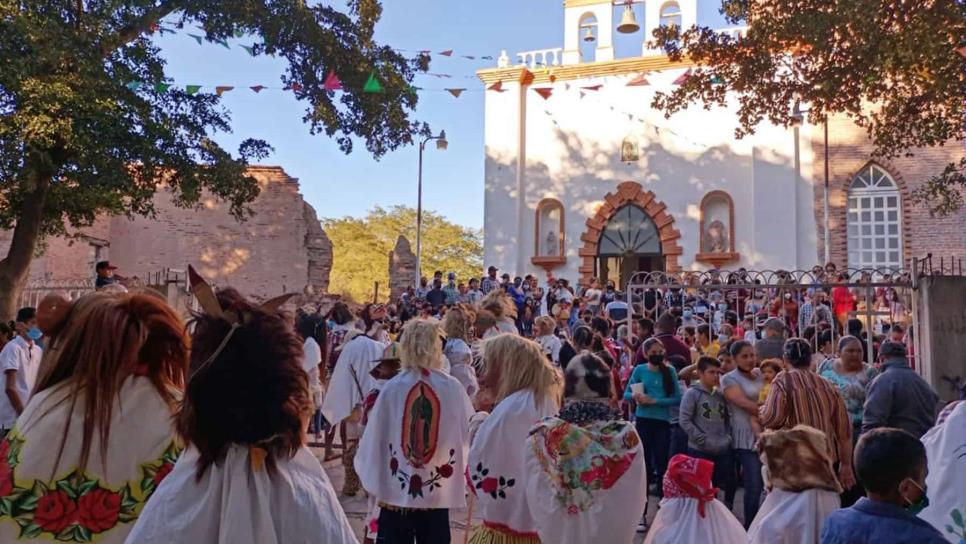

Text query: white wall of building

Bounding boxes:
[483,67,820,280]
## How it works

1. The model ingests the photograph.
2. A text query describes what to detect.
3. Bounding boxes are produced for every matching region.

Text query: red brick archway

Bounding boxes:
[578,181,683,285]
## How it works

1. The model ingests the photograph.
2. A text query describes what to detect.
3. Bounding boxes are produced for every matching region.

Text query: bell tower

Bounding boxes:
[643,0,697,56]
[563,0,615,65]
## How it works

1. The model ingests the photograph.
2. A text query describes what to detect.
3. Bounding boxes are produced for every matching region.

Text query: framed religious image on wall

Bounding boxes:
[621,135,640,162]
[695,190,739,267]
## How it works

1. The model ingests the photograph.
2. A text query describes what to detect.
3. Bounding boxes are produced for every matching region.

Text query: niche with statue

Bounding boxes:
[532,198,566,270]
[695,190,739,267]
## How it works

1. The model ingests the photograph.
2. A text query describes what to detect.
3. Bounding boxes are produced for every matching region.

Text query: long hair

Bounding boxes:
[400,318,445,371]
[481,290,517,320]
[441,306,472,342]
[481,333,561,406]
[637,337,675,396]
[32,292,189,478]
[178,288,309,479]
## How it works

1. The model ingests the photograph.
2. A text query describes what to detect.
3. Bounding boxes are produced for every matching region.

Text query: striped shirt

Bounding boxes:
[759,368,853,463]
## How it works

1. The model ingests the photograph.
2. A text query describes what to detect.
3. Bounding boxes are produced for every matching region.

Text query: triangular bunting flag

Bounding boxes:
[461,55,476,60]
[481,55,494,60]
[215,39,230,49]
[534,88,553,100]
[710,75,724,85]
[185,85,202,95]
[447,88,465,98]
[439,50,454,56]
[234,30,245,38]
[149,23,160,33]
[240,44,256,56]
[673,68,692,85]
[154,83,171,92]
[250,85,266,93]
[285,83,303,93]
[215,86,234,96]
[407,85,421,96]
[125,81,142,91]
[324,71,343,91]
[188,33,204,45]
[627,73,650,86]
[363,72,383,93]
[579,91,586,99]
[487,81,505,92]
[581,84,603,91]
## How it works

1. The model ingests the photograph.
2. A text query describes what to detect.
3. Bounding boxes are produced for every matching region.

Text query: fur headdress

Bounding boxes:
[757,425,842,493]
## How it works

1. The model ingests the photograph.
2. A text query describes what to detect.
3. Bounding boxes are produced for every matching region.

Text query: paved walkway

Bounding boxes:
[311,445,749,543]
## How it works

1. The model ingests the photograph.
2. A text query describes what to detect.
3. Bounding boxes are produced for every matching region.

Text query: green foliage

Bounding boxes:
[324,206,482,302]
[650,0,965,213]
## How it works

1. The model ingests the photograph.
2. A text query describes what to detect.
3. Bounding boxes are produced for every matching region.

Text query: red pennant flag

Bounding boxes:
[627,74,650,86]
[487,81,506,92]
[285,83,303,92]
[250,85,266,93]
[439,50,454,57]
[581,84,603,91]
[447,88,465,98]
[149,22,160,33]
[673,68,692,85]
[534,88,553,100]
[323,71,343,91]
[215,86,234,96]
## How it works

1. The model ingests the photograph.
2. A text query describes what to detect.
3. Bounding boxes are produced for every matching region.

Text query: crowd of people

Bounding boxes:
[0,262,958,543]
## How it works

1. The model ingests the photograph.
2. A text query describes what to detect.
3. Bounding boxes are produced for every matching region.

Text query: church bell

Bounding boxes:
[616,5,641,34]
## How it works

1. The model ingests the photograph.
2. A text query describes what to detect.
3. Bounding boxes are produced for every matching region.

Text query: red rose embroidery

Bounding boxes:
[437,463,454,479]
[0,439,9,460]
[153,462,174,486]
[77,488,121,533]
[480,477,499,494]
[0,459,12,497]
[34,490,78,533]
[389,457,399,476]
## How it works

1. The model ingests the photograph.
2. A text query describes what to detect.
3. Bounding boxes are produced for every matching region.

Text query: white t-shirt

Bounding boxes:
[302,338,323,405]
[0,336,43,428]
[584,288,603,307]
[536,335,562,365]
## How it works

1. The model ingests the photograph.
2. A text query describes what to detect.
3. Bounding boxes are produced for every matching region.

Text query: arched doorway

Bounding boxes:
[579,181,682,287]
[596,204,665,289]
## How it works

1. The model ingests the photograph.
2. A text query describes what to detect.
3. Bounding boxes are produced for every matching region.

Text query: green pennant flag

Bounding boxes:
[711,75,724,85]
[185,85,202,95]
[154,83,171,92]
[187,33,204,45]
[234,30,245,38]
[363,72,383,93]
[215,39,230,49]
[240,44,256,56]
[407,85,421,95]
[125,81,142,91]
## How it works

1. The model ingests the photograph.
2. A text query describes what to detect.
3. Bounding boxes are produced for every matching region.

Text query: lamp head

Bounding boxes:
[790,102,805,127]
[436,130,448,150]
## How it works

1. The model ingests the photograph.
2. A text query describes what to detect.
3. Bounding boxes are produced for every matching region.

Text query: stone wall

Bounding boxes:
[812,114,966,268]
[388,235,417,301]
[0,166,331,299]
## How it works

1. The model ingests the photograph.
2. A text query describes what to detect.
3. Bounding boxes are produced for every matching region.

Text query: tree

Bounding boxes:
[651,0,965,214]
[324,206,483,303]
[0,1,430,316]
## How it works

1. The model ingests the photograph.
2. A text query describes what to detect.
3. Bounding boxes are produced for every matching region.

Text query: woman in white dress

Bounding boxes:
[297,314,325,443]
[468,334,561,543]
[355,318,474,543]
[442,306,480,399]
[128,275,357,544]
[524,352,647,544]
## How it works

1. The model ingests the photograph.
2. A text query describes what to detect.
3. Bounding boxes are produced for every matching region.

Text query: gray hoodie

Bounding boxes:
[679,382,732,454]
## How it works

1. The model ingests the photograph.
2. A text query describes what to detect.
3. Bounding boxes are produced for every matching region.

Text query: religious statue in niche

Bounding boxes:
[705,220,728,253]
[544,230,558,256]
[621,135,639,162]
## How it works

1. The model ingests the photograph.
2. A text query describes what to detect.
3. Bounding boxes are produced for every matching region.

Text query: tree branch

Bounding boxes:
[100,0,186,56]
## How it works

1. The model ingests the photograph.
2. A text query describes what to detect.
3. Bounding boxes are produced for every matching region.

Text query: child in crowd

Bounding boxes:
[534,315,562,366]
[758,359,782,404]
[820,428,946,544]
[679,357,732,490]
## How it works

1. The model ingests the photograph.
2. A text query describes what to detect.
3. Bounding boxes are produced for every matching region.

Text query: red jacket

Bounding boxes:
[832,286,855,316]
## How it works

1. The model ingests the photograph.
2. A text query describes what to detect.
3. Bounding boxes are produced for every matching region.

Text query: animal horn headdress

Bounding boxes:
[188,265,297,370]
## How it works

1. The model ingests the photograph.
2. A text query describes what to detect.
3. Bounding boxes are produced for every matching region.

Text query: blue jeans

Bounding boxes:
[725,448,764,529]
[687,448,734,492]
[635,417,671,496]
[670,424,689,458]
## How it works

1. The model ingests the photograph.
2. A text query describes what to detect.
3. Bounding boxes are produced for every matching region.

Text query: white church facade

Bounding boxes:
[477,0,966,288]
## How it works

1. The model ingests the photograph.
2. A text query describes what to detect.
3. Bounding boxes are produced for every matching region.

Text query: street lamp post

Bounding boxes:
[792,104,831,265]
[416,130,448,288]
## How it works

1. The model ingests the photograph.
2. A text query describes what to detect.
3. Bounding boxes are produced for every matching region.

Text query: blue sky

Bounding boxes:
[156,1,731,229]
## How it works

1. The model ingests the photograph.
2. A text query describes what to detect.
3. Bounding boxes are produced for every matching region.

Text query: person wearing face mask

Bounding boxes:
[0,307,44,438]
[820,428,946,544]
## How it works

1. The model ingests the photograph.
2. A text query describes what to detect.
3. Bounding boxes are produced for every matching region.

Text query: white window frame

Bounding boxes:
[847,165,903,272]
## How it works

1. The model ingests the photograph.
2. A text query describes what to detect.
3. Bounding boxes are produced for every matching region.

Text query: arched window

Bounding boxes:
[659,2,682,27]
[847,165,903,271]
[578,13,599,63]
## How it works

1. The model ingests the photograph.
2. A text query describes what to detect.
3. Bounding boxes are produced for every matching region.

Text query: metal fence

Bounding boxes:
[624,267,916,367]
[17,279,96,309]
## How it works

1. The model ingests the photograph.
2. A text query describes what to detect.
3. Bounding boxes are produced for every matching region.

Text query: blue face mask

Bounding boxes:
[26,327,43,341]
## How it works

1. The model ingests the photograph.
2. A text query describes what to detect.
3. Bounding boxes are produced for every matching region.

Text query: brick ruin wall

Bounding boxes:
[0,166,331,299]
